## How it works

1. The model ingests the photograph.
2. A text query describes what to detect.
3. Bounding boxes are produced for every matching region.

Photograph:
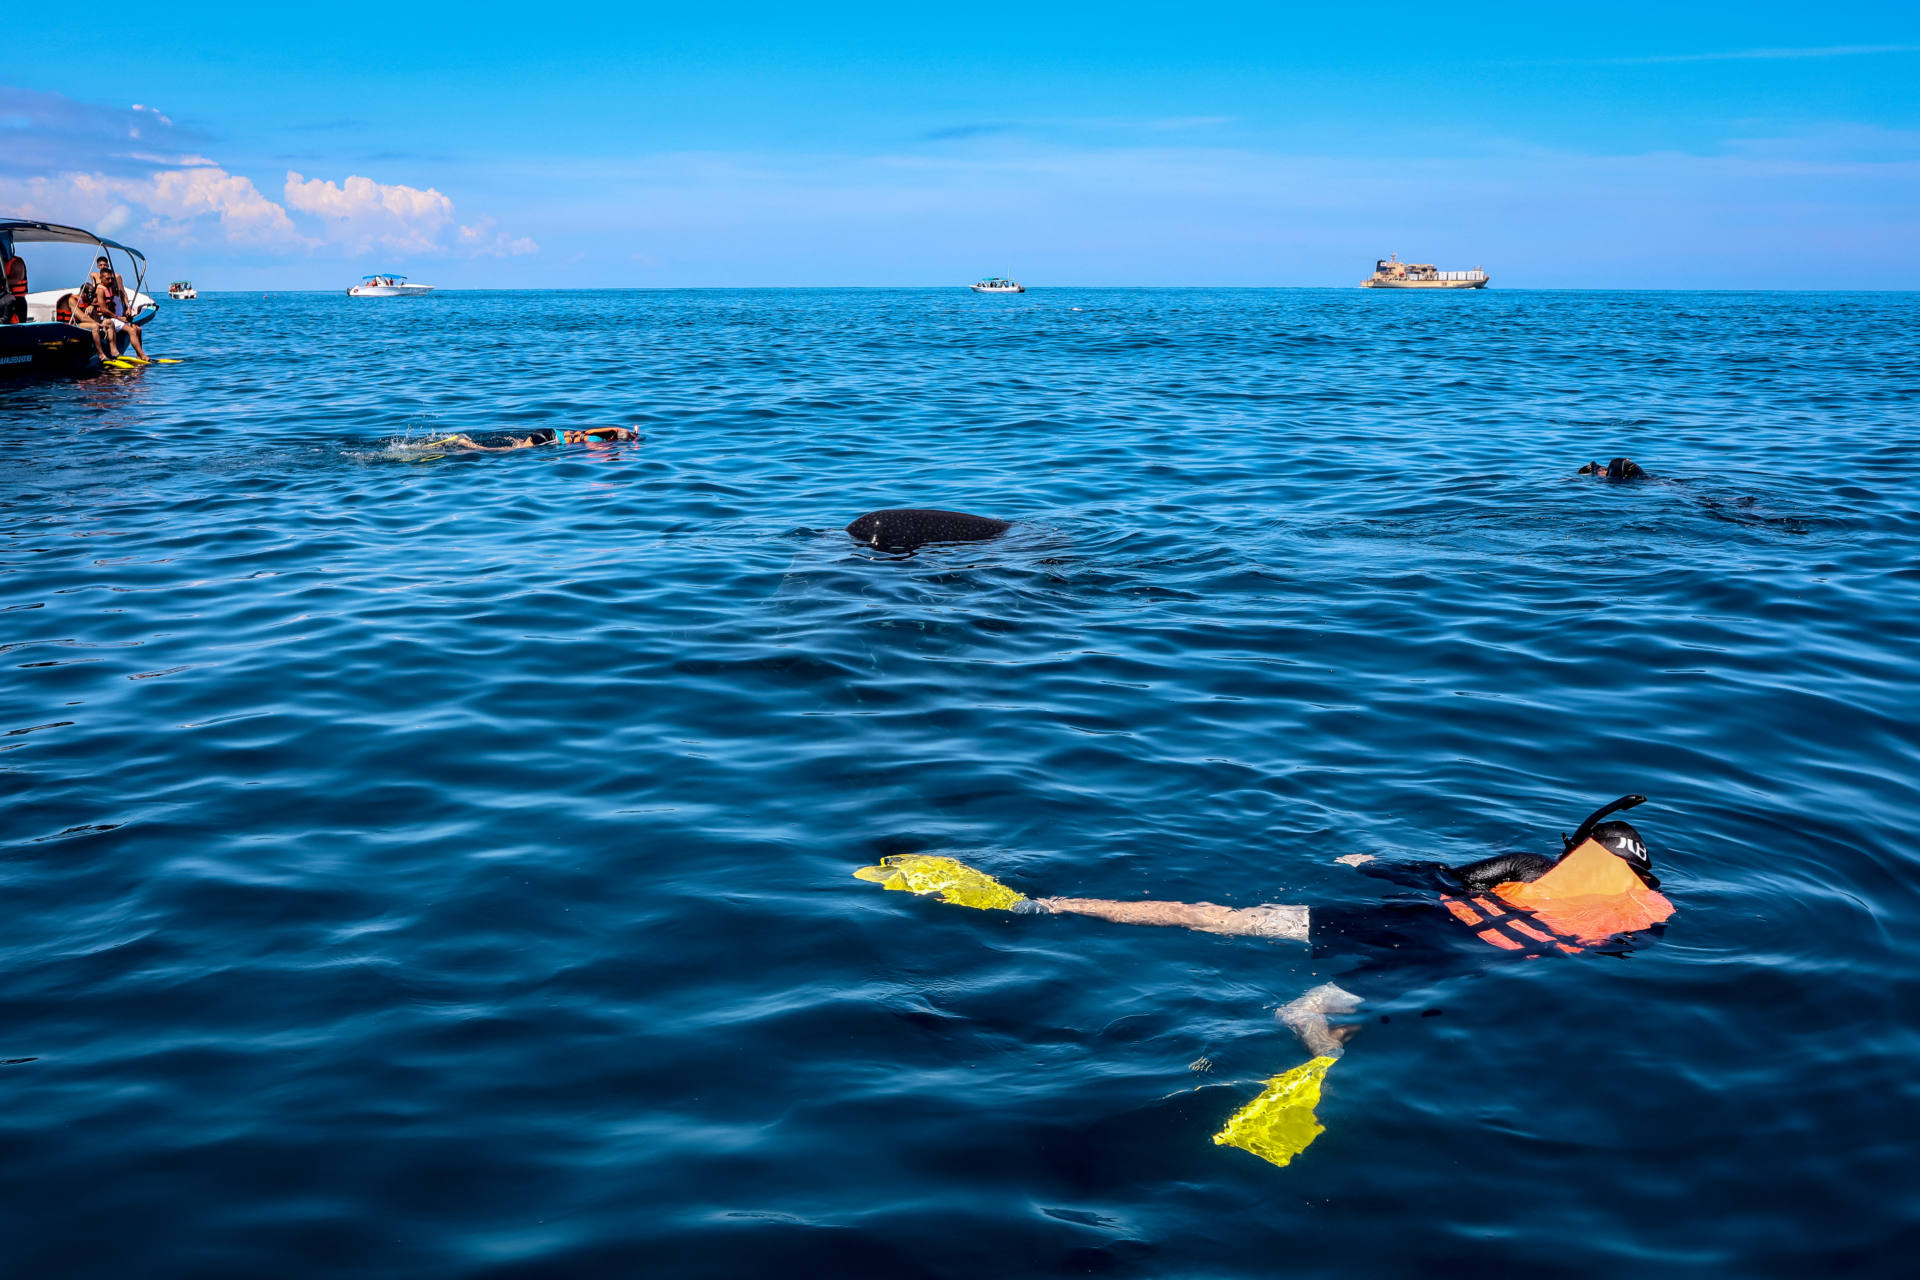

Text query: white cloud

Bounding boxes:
[1601,44,1920,65]
[457,217,539,257]
[5,89,533,267]
[284,171,455,253]
[14,167,307,249]
[141,168,308,246]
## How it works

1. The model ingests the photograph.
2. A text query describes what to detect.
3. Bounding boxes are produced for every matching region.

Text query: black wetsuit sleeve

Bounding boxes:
[1350,860,1457,892]
[1449,852,1555,892]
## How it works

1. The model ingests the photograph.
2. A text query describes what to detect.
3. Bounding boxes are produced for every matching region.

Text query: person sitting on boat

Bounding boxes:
[89,269,150,362]
[1578,457,1648,481]
[417,426,642,452]
[3,250,28,324]
[64,286,118,363]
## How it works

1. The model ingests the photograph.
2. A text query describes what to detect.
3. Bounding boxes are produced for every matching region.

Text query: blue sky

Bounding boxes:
[6,1,1918,287]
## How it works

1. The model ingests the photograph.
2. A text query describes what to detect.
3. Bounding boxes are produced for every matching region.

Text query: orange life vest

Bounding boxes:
[4,255,26,296]
[1440,838,1674,954]
[55,294,75,324]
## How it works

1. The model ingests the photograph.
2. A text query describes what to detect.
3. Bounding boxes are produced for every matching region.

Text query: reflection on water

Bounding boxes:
[2,289,1918,1278]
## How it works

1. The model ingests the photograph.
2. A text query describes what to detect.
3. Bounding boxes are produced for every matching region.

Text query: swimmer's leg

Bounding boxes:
[1278,982,1364,1058]
[1036,897,1308,941]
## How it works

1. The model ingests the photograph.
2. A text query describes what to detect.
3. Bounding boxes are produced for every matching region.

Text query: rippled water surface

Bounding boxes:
[4,289,1919,1277]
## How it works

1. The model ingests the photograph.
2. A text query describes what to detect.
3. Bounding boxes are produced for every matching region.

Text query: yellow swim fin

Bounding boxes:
[1211,1055,1338,1168]
[852,854,1028,911]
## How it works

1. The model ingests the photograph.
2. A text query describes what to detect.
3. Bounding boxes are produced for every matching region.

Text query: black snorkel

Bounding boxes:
[1561,793,1660,888]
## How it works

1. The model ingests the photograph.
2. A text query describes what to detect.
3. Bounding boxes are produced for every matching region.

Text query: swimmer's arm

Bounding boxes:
[1339,857,1460,891]
[435,435,525,452]
[1033,896,1306,941]
[1449,851,1555,891]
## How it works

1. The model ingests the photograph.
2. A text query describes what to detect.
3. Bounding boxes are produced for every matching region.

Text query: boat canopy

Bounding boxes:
[0,219,147,264]
[362,274,407,282]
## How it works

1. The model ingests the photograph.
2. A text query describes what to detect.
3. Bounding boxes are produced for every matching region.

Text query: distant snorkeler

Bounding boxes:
[1578,456,1649,480]
[853,794,1675,1169]
[415,426,642,452]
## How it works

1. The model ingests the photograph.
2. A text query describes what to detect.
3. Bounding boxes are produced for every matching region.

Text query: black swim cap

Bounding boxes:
[1607,457,1648,480]
[1590,820,1650,869]
[1591,820,1658,888]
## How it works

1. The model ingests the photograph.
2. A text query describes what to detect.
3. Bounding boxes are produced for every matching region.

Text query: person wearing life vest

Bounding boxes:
[65,283,118,363]
[852,794,1676,1166]
[90,266,151,362]
[2,250,28,324]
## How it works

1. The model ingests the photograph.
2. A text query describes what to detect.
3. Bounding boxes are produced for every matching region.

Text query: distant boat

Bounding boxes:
[168,281,197,299]
[971,276,1025,294]
[348,274,434,297]
[1360,254,1488,289]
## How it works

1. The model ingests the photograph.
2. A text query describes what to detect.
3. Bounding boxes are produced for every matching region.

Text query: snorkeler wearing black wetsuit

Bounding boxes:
[1579,457,1649,480]
[417,426,641,452]
[1280,802,1663,1052]
[854,795,1675,1166]
[859,796,1672,1056]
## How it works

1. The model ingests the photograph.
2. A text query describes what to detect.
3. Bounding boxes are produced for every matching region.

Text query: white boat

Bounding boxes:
[2,218,160,378]
[970,276,1025,294]
[168,280,197,299]
[348,274,434,297]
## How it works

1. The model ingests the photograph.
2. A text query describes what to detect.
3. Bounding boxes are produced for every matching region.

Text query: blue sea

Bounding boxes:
[4,289,1918,1277]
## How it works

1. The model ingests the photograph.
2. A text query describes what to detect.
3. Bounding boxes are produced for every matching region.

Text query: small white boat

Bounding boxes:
[168,280,197,299]
[348,274,434,297]
[970,276,1025,294]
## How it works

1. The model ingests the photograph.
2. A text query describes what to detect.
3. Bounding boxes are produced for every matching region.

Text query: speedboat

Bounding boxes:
[971,276,1025,294]
[168,280,197,299]
[1,218,159,378]
[348,274,434,297]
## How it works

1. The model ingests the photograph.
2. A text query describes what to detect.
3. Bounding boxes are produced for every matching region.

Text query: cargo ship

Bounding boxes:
[1360,254,1488,289]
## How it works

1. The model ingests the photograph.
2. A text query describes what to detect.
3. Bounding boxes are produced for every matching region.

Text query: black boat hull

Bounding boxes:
[0,322,107,378]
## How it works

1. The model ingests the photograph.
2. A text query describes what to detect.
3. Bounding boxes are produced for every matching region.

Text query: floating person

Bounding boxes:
[845,508,1012,551]
[414,426,642,452]
[852,794,1675,1169]
[1578,457,1649,480]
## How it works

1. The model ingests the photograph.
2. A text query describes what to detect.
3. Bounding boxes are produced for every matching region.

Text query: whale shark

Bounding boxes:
[845,508,1012,552]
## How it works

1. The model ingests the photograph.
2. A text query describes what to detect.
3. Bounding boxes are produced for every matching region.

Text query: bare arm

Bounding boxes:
[1035,896,1307,941]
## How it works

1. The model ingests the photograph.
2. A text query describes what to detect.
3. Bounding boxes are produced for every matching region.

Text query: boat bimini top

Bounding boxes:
[0,219,148,262]
[1,218,152,308]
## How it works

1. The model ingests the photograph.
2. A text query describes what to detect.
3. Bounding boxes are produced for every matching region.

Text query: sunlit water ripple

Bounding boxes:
[3,289,1918,1277]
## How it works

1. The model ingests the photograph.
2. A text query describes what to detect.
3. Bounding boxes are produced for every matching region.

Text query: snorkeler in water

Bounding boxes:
[1579,457,1649,480]
[417,426,642,452]
[853,794,1675,1168]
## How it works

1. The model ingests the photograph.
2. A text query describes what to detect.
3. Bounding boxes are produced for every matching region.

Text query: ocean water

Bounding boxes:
[3,288,1918,1277]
